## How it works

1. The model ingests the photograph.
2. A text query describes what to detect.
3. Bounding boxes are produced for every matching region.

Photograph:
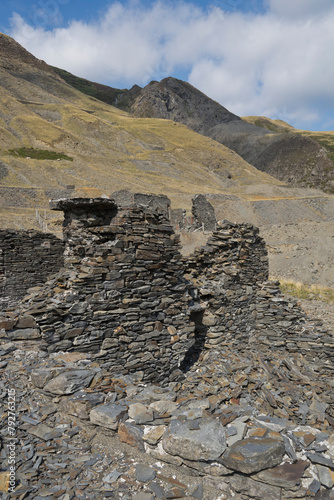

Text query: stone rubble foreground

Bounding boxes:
[0,341,334,499]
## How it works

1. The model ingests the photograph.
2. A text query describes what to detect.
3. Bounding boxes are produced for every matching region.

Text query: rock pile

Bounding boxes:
[0,339,334,499]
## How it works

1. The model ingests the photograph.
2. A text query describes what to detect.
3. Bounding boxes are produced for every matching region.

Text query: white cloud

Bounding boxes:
[8,0,334,130]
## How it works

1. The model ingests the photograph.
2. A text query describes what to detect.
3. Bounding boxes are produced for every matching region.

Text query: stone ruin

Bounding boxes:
[1,196,334,382]
[1,196,334,499]
[110,190,217,232]
[191,194,217,231]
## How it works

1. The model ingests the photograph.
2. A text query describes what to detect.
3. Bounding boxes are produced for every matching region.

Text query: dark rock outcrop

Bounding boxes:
[131,77,240,133]
[129,77,334,192]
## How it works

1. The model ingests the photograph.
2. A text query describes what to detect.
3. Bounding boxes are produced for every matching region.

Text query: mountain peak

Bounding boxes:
[131,77,240,133]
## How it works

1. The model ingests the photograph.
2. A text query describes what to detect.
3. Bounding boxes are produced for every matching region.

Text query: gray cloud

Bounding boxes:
[266,0,333,19]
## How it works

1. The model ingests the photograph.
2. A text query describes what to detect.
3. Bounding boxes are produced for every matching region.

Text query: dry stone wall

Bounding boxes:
[191,194,217,231]
[4,198,195,383]
[183,222,334,370]
[183,222,269,360]
[0,229,64,310]
[1,198,333,382]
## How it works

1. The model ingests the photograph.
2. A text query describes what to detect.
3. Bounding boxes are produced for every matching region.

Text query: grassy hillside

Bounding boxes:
[242,116,295,133]
[243,115,334,163]
[51,66,142,112]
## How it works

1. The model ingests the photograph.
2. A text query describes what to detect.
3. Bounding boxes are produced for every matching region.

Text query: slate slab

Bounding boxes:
[135,463,156,482]
[31,369,60,389]
[90,404,128,430]
[128,403,154,424]
[43,370,94,395]
[59,391,105,420]
[162,417,226,461]
[8,328,40,340]
[220,437,285,474]
[143,425,166,445]
[118,422,145,451]
[228,474,282,499]
[27,423,54,441]
[16,315,37,328]
[316,464,334,489]
[252,460,309,488]
[307,453,334,470]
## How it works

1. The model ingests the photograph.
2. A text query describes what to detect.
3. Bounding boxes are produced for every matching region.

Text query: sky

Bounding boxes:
[1,0,334,131]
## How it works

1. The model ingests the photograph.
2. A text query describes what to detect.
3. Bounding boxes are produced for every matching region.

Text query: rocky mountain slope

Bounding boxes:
[131,78,334,193]
[56,69,334,193]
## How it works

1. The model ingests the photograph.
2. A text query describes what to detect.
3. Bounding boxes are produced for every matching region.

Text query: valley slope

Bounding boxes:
[54,70,334,193]
[0,32,284,231]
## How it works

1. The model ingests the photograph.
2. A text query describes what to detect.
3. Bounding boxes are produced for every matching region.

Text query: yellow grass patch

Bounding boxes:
[280,280,334,303]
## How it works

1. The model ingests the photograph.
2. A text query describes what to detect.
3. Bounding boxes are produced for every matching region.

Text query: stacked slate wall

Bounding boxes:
[253,281,334,367]
[0,230,64,310]
[1,201,333,380]
[8,198,195,383]
[184,222,334,370]
[183,222,268,355]
[110,191,171,218]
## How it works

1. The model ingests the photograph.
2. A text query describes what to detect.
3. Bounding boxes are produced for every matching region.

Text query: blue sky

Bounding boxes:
[0,1,265,30]
[1,0,334,131]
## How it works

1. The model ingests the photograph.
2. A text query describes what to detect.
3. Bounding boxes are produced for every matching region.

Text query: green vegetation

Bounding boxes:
[7,147,73,161]
[52,67,124,106]
[52,67,116,102]
[280,280,334,303]
[51,66,141,112]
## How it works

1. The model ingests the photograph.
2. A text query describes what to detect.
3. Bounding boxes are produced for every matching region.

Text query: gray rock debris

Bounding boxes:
[162,417,226,461]
[90,404,128,430]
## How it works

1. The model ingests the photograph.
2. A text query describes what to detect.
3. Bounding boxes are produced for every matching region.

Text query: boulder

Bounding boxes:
[162,417,226,461]
[220,437,285,474]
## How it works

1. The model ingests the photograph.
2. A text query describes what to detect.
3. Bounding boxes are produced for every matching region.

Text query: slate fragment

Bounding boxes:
[59,390,105,419]
[43,370,94,395]
[220,437,285,474]
[307,453,334,469]
[118,422,145,451]
[90,404,128,430]
[135,463,156,482]
[228,474,282,499]
[252,460,309,488]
